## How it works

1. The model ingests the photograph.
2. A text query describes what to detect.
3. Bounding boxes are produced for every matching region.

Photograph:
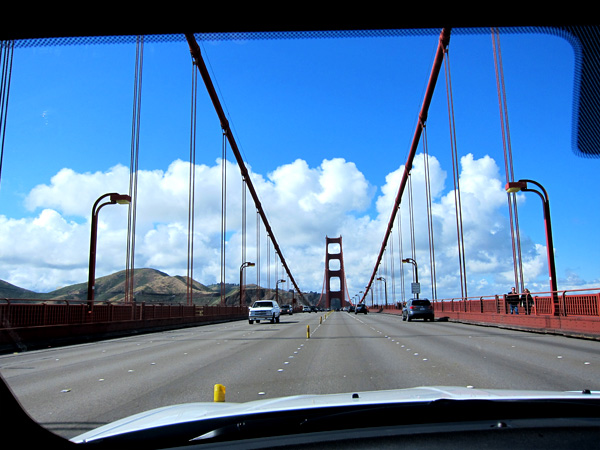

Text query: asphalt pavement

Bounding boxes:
[1,310,598,439]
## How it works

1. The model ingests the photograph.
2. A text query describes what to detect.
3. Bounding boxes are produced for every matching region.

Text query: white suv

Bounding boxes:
[249,300,281,324]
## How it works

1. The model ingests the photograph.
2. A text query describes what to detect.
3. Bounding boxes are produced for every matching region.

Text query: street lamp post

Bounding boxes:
[402,258,419,299]
[87,192,131,311]
[239,262,255,307]
[276,279,286,304]
[376,276,388,307]
[506,179,558,307]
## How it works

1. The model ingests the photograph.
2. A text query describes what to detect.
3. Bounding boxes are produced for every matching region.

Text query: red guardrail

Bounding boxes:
[369,288,600,338]
[0,299,250,351]
[431,288,600,317]
[0,299,247,329]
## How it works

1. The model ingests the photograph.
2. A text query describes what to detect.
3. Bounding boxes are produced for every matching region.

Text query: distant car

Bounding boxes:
[355,304,368,314]
[302,305,310,312]
[281,304,293,315]
[249,300,281,324]
[402,298,434,322]
[348,305,355,313]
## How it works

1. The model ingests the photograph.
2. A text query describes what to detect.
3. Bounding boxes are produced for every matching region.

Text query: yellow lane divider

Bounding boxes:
[214,384,226,402]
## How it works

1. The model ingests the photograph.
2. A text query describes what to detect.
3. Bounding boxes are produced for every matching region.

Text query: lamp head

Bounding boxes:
[505,181,528,193]
[110,194,132,204]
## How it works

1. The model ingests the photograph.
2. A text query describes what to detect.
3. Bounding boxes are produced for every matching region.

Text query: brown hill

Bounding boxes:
[0,279,42,300]
[47,268,213,304]
[1,269,316,306]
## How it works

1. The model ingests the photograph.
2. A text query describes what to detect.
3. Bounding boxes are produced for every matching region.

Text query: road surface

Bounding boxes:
[1,311,598,439]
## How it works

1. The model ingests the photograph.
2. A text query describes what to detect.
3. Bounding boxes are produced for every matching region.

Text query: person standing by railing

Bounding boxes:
[520,288,534,315]
[506,287,519,314]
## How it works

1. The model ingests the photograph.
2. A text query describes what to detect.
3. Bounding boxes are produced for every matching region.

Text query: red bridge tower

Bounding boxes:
[324,236,347,310]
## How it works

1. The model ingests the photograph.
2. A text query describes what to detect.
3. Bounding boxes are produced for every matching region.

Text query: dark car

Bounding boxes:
[402,299,434,322]
[281,304,293,315]
[355,303,368,314]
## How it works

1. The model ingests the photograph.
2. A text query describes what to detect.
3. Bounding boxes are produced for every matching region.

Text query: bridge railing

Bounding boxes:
[367,289,600,338]
[431,288,600,317]
[369,288,600,318]
[0,299,247,329]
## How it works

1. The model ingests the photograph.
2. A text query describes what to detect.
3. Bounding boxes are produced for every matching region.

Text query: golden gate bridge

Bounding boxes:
[0,28,599,351]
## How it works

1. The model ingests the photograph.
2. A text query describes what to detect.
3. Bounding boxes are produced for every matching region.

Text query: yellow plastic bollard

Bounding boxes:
[306,324,310,339]
[320,316,322,324]
[214,384,226,402]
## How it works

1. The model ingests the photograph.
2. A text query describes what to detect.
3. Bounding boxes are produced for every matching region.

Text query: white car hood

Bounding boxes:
[72,386,599,443]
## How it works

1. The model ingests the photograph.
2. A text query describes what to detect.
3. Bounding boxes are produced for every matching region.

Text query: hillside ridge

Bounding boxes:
[0,268,318,306]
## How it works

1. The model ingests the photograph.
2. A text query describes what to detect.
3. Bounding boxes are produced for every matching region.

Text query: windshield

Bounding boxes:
[0,26,598,444]
[411,300,431,306]
[252,301,274,308]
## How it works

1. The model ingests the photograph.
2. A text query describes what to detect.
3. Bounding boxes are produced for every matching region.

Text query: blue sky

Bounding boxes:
[0,28,598,300]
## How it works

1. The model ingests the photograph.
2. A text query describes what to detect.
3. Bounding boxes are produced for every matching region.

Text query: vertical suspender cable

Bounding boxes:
[389,229,396,306]
[397,210,406,304]
[443,44,468,301]
[220,133,227,306]
[187,58,198,306]
[408,174,416,274]
[275,251,280,296]
[266,234,271,295]
[423,127,437,300]
[0,40,14,188]
[125,36,143,304]
[492,27,524,293]
[241,177,247,290]
[341,245,351,307]
[256,210,261,294]
[382,247,388,306]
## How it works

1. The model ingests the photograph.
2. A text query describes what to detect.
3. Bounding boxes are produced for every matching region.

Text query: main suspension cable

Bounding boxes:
[363,28,451,304]
[185,33,305,304]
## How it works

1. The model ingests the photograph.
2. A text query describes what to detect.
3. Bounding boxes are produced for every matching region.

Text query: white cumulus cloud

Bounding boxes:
[0,153,568,298]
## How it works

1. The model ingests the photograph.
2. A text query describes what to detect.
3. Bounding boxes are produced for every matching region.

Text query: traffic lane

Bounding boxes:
[1,322,259,435]
[363,312,600,391]
[370,313,600,390]
[0,314,314,438]
[121,312,317,406]
[1,320,260,403]
[284,311,599,395]
[272,311,414,395]
[86,313,318,435]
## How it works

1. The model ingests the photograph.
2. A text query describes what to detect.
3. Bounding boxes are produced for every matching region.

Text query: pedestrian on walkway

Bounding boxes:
[520,288,534,314]
[507,287,519,314]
